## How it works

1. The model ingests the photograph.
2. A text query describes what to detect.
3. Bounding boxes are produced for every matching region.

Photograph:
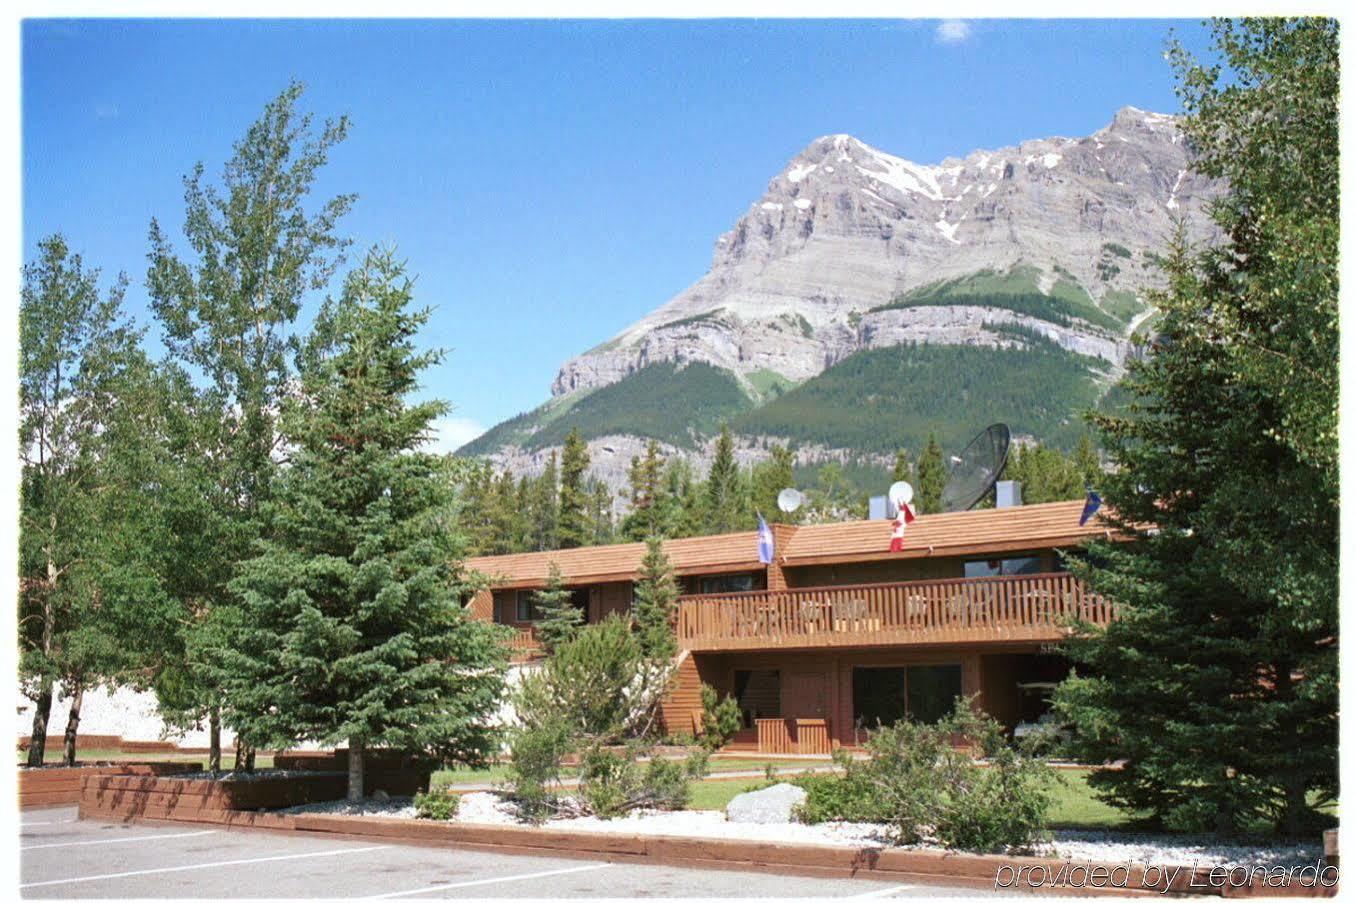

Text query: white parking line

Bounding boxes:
[23,829,218,850]
[19,844,387,888]
[851,883,917,898]
[373,862,615,898]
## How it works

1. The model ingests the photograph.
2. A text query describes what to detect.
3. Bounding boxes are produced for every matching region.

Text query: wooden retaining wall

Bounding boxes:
[19,762,202,809]
[79,771,349,820]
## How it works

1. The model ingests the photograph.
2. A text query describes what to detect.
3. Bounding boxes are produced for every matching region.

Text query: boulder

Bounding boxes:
[725,782,808,824]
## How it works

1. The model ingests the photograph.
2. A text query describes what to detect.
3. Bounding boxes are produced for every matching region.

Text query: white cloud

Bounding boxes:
[935,20,972,45]
[428,416,487,454]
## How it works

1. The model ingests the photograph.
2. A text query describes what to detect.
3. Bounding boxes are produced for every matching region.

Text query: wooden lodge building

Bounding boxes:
[465,498,1117,755]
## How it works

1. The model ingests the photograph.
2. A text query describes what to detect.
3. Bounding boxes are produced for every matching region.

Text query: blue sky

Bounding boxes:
[22,18,1211,448]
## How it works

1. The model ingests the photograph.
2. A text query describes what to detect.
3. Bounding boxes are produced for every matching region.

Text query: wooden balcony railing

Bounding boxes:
[675,572,1113,652]
[508,626,543,661]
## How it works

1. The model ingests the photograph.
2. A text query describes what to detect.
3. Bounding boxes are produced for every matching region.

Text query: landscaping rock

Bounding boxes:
[725,783,807,824]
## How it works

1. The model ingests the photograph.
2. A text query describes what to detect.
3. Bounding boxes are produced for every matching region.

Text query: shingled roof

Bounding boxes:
[466,499,1110,589]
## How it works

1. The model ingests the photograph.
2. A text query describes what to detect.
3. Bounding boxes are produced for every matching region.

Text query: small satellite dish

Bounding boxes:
[776,488,804,513]
[887,481,914,508]
[941,424,1012,512]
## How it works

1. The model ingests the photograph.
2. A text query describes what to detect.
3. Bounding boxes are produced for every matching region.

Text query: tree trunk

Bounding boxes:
[1274,662,1310,836]
[208,708,221,775]
[232,735,244,772]
[245,747,256,772]
[26,678,54,767]
[62,680,85,767]
[347,737,365,802]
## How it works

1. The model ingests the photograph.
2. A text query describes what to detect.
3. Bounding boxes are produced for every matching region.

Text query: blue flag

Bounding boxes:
[1079,490,1102,527]
[757,513,775,565]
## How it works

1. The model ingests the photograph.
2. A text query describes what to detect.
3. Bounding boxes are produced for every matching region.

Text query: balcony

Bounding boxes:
[675,572,1113,652]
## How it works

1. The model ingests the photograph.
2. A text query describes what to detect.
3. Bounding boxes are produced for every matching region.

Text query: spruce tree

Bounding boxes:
[589,479,614,546]
[622,440,667,540]
[705,425,742,534]
[528,452,559,551]
[219,248,510,800]
[752,444,797,524]
[533,562,583,654]
[1054,18,1337,837]
[891,449,915,486]
[558,429,590,548]
[632,537,679,660]
[915,434,946,514]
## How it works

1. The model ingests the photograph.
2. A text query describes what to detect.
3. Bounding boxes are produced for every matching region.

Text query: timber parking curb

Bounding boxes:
[75,797,1336,898]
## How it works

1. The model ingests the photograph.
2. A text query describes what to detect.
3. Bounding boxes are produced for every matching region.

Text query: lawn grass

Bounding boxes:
[689,778,765,810]
[16,747,275,769]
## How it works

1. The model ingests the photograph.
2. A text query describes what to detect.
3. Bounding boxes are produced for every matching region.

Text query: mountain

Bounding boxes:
[462,107,1217,490]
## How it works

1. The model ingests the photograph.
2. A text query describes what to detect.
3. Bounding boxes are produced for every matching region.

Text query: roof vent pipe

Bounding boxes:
[996,480,1022,508]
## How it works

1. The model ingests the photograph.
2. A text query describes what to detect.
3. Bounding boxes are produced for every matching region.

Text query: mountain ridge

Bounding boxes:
[462,107,1217,493]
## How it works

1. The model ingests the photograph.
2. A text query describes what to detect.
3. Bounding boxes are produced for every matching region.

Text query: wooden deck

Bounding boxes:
[675,572,1113,652]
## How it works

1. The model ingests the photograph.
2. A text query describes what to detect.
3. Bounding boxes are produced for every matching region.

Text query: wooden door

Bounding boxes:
[785,671,828,719]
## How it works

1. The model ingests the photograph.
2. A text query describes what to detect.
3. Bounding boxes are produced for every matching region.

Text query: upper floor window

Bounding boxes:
[963,556,1044,578]
[515,587,590,622]
[699,573,758,595]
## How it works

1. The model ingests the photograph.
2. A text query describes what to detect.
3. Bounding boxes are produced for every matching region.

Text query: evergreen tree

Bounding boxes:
[557,429,590,548]
[915,433,946,515]
[662,458,703,539]
[751,444,797,524]
[588,479,614,546]
[631,538,679,660]
[145,83,353,770]
[485,468,521,555]
[705,425,742,534]
[1071,434,1101,489]
[218,248,510,800]
[527,452,560,551]
[891,448,915,486]
[533,562,583,654]
[1054,18,1337,837]
[621,440,667,540]
[1003,443,1083,504]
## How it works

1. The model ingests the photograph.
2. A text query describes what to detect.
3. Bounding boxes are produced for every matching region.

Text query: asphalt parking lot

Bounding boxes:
[19,807,991,898]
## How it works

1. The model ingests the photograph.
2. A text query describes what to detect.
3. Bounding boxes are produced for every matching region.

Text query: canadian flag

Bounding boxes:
[889,502,917,552]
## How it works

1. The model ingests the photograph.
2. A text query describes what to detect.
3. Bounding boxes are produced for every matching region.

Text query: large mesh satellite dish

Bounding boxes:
[941,424,1011,512]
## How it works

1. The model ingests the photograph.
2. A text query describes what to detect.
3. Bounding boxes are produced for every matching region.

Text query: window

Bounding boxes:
[515,591,542,622]
[852,664,964,729]
[905,664,963,725]
[853,667,907,730]
[515,587,591,623]
[699,573,758,594]
[733,669,781,727]
[963,556,1044,578]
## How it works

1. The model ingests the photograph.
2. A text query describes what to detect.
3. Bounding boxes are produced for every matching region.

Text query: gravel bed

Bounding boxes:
[279,792,1320,869]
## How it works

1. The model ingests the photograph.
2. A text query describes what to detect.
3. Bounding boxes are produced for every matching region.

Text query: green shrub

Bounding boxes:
[788,757,892,824]
[699,683,743,751]
[852,699,1056,853]
[414,790,460,820]
[577,744,710,818]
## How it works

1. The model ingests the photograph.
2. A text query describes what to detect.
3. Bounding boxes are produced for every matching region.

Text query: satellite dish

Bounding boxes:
[776,488,804,513]
[887,481,914,509]
[941,423,1012,512]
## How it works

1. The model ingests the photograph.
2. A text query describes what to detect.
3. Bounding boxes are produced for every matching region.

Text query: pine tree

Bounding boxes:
[751,444,797,524]
[218,248,510,800]
[915,434,946,514]
[705,425,742,534]
[591,477,618,542]
[533,562,583,654]
[1071,434,1101,489]
[558,429,590,549]
[891,449,915,486]
[631,537,679,660]
[622,440,667,540]
[527,453,559,551]
[1054,17,1337,838]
